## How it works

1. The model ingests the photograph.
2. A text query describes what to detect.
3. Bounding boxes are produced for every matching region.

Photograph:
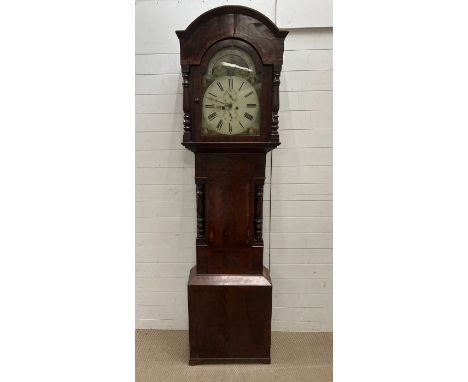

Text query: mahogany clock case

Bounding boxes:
[176,6,288,365]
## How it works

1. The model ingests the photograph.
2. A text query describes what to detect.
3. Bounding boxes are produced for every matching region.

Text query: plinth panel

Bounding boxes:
[187,266,272,364]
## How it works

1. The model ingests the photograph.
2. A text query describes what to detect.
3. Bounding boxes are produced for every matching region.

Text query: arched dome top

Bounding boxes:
[176,6,288,66]
[176,5,288,39]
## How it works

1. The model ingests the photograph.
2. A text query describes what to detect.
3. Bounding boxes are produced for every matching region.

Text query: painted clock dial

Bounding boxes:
[202,75,260,135]
[201,47,261,136]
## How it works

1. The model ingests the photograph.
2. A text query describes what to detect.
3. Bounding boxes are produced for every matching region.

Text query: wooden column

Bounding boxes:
[182,64,192,142]
[271,65,281,142]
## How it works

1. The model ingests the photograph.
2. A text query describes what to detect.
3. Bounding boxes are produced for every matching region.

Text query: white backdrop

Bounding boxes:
[135,0,333,332]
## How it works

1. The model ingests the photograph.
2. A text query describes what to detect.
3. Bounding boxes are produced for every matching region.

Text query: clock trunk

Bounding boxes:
[195,152,265,274]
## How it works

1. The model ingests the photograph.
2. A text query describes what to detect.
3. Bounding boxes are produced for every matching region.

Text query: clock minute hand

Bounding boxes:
[214,99,228,106]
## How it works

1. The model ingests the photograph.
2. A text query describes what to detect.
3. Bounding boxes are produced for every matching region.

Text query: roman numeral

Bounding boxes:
[246,104,256,108]
[244,112,253,120]
[239,121,245,129]
[216,81,224,91]
[205,104,214,108]
[244,91,253,98]
[238,82,245,91]
[216,120,223,129]
[228,78,233,90]
[208,92,217,98]
[229,122,232,133]
[208,112,217,121]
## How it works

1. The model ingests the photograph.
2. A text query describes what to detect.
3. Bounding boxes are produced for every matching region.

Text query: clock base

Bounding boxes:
[187,266,272,365]
[189,357,271,366]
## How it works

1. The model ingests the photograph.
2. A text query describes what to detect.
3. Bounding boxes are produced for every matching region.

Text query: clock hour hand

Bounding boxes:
[207,97,228,106]
[214,100,233,109]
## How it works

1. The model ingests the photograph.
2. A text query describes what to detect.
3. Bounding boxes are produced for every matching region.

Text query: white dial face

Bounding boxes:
[202,75,260,136]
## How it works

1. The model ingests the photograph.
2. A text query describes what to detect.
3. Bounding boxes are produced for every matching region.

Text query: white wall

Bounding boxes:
[136,0,333,332]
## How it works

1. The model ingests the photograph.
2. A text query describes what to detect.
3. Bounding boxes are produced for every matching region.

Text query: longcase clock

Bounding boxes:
[176,6,288,365]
